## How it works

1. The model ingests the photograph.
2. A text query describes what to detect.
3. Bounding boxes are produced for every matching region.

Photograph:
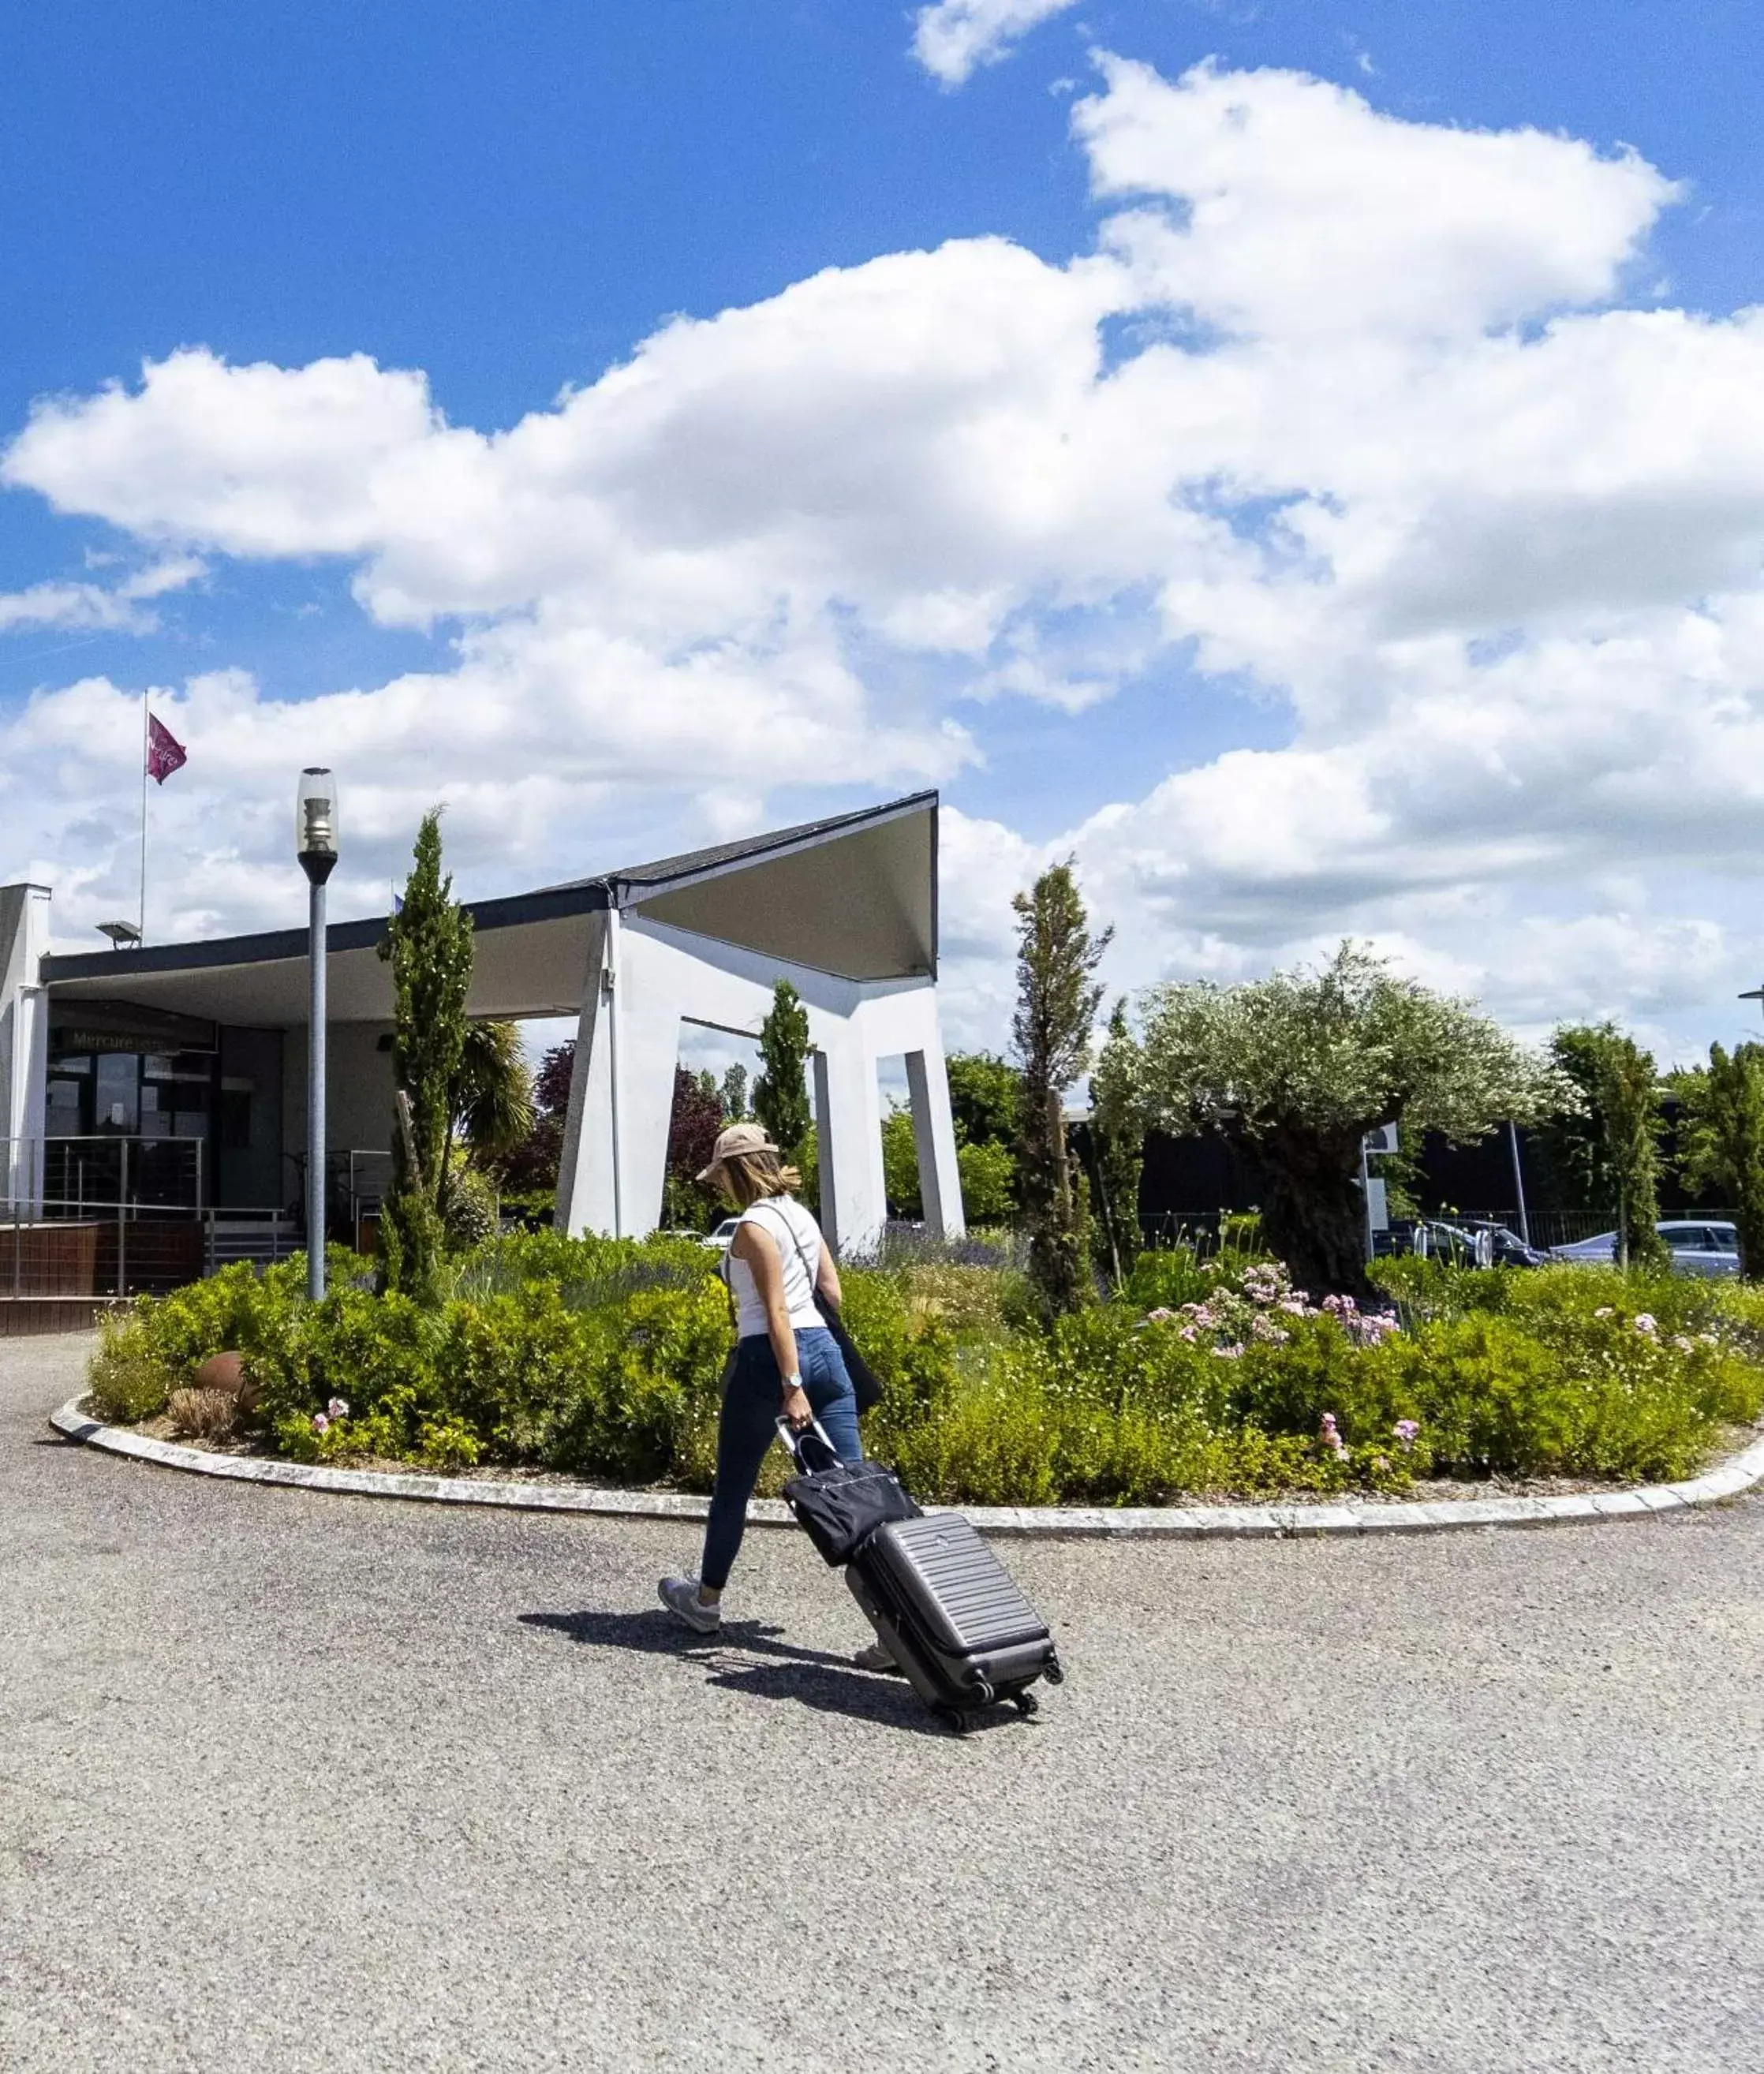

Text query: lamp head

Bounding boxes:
[297,767,339,884]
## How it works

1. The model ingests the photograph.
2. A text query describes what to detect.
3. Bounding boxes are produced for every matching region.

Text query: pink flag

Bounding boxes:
[146,712,188,785]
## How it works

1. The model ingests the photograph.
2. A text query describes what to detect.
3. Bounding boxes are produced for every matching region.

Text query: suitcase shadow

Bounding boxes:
[518,1609,947,1736]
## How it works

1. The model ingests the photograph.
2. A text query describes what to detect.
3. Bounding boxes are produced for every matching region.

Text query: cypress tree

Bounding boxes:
[380,811,473,1302]
[1089,999,1144,1286]
[1012,860,1112,1322]
[753,981,813,1164]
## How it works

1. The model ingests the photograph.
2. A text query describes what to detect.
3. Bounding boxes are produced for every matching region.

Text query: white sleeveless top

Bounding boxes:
[724,1195,823,1340]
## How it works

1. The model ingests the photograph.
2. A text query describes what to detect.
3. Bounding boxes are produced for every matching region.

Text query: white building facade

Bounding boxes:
[0,792,964,1255]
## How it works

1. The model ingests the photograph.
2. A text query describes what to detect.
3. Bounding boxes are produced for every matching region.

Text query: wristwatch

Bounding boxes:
[781,1373,803,1393]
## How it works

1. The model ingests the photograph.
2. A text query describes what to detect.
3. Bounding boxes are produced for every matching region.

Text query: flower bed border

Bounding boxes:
[49,1395,1764,1539]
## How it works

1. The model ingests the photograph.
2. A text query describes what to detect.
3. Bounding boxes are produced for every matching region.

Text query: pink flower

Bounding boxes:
[1633,1314,1658,1336]
[312,1413,330,1434]
[1319,1411,1347,1456]
[1594,1306,1615,1319]
[327,1397,349,1419]
[1394,1419,1420,1448]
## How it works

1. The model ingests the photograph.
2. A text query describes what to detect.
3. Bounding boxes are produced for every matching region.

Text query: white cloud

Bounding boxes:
[910,0,1081,87]
[1081,57,1676,340]
[6,58,1764,1056]
[0,556,203,634]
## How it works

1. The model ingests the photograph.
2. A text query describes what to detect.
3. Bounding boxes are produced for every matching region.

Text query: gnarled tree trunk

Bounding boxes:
[1253,1127,1371,1301]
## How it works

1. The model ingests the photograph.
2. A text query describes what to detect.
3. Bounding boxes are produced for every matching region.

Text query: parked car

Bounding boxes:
[1550,1220,1740,1278]
[701,1216,742,1252]
[1412,1220,1549,1268]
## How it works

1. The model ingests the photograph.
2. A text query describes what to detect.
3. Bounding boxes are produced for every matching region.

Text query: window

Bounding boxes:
[93,1053,139,1134]
[47,1078,84,1129]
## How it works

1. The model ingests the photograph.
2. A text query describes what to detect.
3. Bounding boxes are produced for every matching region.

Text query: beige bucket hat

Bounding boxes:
[697,1120,780,1183]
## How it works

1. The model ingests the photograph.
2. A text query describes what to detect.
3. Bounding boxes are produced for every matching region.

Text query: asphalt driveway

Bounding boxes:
[3,1332,1761,2073]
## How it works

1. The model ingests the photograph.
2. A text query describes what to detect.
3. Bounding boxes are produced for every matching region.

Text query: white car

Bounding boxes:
[1551,1220,1740,1277]
[701,1217,742,1251]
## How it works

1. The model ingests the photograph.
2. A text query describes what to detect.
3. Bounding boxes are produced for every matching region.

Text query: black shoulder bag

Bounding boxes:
[758,1200,885,1415]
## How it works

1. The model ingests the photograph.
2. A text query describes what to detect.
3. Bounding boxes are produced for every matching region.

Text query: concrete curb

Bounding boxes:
[48,1395,1764,1540]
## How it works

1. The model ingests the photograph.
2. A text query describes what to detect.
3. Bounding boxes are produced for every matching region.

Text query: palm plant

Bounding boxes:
[438,1019,535,1228]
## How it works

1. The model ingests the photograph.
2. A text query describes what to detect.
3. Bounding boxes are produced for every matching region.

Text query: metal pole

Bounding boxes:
[308,876,327,1301]
[118,1138,128,1298]
[604,905,622,1238]
[1360,1138,1374,1265]
[1508,1120,1530,1247]
[139,693,149,941]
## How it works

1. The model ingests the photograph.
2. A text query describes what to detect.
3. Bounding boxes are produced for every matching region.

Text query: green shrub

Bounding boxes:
[84,1235,1764,1504]
[88,1315,178,1423]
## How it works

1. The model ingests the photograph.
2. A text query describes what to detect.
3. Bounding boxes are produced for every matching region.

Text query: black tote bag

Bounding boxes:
[777,1419,919,1564]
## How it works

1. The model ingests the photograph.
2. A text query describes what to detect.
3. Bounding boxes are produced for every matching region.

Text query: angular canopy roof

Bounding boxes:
[41,791,938,1030]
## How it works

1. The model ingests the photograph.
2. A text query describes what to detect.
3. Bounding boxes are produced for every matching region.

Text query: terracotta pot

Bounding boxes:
[194,1350,258,1413]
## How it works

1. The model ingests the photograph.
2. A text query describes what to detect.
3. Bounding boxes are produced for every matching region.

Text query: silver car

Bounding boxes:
[1551,1220,1740,1277]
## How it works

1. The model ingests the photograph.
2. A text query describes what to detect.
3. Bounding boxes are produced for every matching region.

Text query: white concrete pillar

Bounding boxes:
[612,923,690,1238]
[556,913,615,1236]
[906,1043,966,1241]
[813,1033,886,1257]
[0,884,50,1213]
[556,911,687,1239]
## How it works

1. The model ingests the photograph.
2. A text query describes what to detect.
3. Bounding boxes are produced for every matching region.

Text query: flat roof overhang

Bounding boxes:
[41,791,938,1030]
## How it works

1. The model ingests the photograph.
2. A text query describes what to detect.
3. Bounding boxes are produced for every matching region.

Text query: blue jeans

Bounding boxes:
[701,1327,861,1591]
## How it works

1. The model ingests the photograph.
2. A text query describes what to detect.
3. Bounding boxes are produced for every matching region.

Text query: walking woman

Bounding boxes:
[658,1123,891,1670]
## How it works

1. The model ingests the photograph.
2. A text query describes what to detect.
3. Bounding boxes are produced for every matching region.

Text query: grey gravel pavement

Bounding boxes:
[4,1333,1762,2074]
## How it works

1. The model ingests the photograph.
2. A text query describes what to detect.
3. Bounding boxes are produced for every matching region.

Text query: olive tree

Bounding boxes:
[1137,943,1569,1299]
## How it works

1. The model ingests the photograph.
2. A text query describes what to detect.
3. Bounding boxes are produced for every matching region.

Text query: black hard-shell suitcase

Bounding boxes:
[776,1419,1062,1732]
[847,1512,1062,1733]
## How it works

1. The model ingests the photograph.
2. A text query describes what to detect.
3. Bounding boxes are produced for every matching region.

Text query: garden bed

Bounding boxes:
[100,1404,1764,1509]
[79,1231,1764,1508]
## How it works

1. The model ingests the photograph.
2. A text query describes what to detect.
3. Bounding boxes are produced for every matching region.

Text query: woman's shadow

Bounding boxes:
[518,1608,955,1736]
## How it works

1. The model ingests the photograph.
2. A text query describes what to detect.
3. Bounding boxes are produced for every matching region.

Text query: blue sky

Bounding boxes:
[4,2,1764,1059]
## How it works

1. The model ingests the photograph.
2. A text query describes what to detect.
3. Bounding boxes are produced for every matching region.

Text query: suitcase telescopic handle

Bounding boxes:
[775,1415,841,1468]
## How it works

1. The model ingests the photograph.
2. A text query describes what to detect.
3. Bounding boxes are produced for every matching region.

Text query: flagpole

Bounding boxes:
[139,693,149,943]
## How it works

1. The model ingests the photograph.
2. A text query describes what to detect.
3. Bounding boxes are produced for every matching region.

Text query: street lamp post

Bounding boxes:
[297,769,339,1302]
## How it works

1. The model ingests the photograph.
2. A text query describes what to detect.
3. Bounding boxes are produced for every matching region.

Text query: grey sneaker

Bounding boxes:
[658,1576,720,1634]
[854,1639,899,1673]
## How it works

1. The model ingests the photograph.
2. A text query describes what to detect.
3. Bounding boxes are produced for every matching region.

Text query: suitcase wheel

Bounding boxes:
[1043,1657,1065,1687]
[936,1705,976,1737]
[1011,1689,1039,1718]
